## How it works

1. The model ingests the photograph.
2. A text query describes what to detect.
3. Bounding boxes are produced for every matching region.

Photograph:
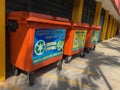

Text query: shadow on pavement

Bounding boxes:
[3,37,120,90]
[100,37,120,52]
[80,50,120,90]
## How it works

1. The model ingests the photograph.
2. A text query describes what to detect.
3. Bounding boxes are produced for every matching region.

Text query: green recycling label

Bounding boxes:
[91,30,100,45]
[73,30,87,51]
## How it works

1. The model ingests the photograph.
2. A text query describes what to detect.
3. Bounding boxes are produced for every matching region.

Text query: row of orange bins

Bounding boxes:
[6,11,101,85]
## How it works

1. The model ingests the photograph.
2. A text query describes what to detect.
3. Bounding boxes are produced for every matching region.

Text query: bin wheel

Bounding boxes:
[28,73,34,86]
[85,48,90,53]
[80,51,85,58]
[91,46,96,50]
[57,60,63,70]
[14,68,19,76]
[64,56,72,63]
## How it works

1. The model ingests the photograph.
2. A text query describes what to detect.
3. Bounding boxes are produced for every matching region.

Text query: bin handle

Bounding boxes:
[6,20,18,32]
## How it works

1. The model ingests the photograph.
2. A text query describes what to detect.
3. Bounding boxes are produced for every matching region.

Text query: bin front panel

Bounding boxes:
[32,29,66,64]
[90,30,100,45]
[72,30,87,52]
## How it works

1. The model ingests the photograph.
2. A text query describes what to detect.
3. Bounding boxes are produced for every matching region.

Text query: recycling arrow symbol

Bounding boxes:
[34,40,45,55]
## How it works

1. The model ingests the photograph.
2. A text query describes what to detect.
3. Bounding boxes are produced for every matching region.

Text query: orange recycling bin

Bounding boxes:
[84,25,101,53]
[7,11,71,85]
[63,22,89,63]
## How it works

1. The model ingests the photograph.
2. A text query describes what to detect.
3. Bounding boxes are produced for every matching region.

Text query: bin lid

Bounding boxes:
[91,25,101,30]
[55,17,70,22]
[7,11,71,26]
[72,22,90,29]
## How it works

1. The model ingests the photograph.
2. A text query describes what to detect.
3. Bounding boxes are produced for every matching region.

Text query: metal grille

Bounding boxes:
[6,0,74,19]
[81,0,96,24]
[101,8,105,16]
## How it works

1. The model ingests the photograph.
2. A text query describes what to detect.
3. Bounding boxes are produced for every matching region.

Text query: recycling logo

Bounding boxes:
[34,40,45,55]
[57,40,64,51]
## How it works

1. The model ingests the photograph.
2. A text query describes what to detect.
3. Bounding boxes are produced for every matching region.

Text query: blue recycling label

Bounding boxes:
[32,29,66,64]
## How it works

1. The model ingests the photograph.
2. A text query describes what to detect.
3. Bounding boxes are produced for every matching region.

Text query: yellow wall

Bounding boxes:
[113,21,118,36]
[72,0,84,22]
[111,19,116,37]
[93,2,102,25]
[0,0,5,81]
[118,23,120,33]
[106,15,113,39]
[101,11,109,41]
